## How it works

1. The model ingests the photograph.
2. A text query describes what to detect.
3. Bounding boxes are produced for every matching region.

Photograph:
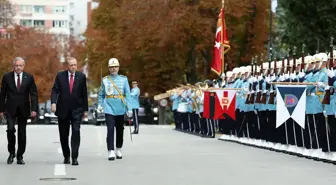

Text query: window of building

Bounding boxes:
[52,20,68,28]
[52,6,67,13]
[20,20,32,27]
[34,20,45,27]
[70,15,74,21]
[20,5,33,13]
[70,3,74,9]
[34,6,45,13]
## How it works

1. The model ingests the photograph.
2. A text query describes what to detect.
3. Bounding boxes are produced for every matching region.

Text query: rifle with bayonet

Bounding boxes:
[248,56,258,104]
[261,56,271,104]
[268,56,276,104]
[256,54,263,103]
[246,57,254,104]
[322,37,334,104]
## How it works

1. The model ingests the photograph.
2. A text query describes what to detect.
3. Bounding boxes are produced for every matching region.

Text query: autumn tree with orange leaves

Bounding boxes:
[85,0,270,95]
[0,26,63,102]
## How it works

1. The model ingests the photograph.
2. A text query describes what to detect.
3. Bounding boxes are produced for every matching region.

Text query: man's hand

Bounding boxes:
[83,111,88,118]
[0,112,3,118]
[51,103,56,113]
[31,111,37,117]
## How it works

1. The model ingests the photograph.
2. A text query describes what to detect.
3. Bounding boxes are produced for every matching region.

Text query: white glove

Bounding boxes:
[284,73,289,79]
[127,111,133,118]
[325,85,330,90]
[250,90,255,93]
[317,82,325,87]
[253,77,257,82]
[257,75,263,81]
[279,76,285,82]
[254,110,258,114]
[323,110,327,118]
[327,69,334,78]
[290,73,296,80]
[270,75,276,81]
[265,76,270,83]
[97,105,103,112]
[298,72,305,78]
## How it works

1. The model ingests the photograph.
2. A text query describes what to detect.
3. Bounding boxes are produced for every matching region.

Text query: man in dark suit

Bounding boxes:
[51,57,88,166]
[0,57,38,165]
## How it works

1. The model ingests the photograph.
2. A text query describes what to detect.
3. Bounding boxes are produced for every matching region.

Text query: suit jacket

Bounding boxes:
[0,71,38,117]
[51,70,88,119]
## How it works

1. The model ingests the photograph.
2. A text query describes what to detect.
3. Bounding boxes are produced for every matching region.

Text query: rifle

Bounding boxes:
[322,37,334,104]
[286,48,291,80]
[268,56,276,104]
[301,44,305,73]
[256,54,263,103]
[248,56,258,104]
[291,46,297,82]
[245,57,254,104]
[261,57,271,104]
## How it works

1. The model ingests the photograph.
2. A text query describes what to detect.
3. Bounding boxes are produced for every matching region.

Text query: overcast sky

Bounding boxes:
[272,0,278,12]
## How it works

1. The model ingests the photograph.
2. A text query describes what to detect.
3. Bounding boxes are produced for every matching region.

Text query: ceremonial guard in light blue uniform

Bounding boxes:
[326,51,336,153]
[130,81,140,134]
[98,58,133,161]
[169,91,181,130]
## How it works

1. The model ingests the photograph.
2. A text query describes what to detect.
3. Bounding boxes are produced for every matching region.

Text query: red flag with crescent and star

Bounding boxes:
[211,8,230,76]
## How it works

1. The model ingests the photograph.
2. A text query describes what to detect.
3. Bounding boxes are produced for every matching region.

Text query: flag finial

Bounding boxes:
[222,0,225,8]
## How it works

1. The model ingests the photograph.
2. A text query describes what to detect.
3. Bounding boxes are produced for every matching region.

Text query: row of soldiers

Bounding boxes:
[168,51,336,159]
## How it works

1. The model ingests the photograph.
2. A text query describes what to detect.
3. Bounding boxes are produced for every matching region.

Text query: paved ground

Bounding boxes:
[0,125,336,185]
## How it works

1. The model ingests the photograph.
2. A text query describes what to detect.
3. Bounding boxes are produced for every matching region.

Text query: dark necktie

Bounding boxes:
[70,73,74,94]
[17,74,21,90]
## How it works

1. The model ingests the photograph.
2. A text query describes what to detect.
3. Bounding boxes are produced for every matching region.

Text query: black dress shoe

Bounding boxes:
[72,159,78,166]
[132,131,138,134]
[17,158,25,165]
[63,158,70,164]
[7,153,15,164]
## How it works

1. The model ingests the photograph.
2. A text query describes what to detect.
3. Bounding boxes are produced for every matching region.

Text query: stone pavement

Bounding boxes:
[0,125,336,185]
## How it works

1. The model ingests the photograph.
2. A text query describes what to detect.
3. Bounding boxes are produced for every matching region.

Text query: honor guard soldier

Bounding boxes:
[130,81,140,134]
[98,58,133,161]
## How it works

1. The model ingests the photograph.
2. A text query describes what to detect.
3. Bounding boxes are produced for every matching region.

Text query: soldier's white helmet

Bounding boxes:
[108,58,120,67]
[276,61,282,68]
[226,71,233,78]
[262,62,269,70]
[296,57,302,66]
[319,52,328,62]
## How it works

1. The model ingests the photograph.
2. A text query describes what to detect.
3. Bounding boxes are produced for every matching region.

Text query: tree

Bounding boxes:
[0,26,63,102]
[86,0,270,95]
[0,0,15,28]
[276,0,336,55]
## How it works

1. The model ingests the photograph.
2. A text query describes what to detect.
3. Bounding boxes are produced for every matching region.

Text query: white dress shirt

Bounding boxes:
[14,72,22,87]
[68,71,75,83]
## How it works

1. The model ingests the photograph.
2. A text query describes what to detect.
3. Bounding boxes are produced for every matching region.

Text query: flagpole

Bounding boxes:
[221,0,225,75]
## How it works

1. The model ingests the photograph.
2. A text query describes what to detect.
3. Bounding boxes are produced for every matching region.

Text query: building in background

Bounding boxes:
[9,0,98,61]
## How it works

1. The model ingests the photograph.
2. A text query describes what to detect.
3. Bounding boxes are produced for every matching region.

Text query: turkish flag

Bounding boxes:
[211,8,230,76]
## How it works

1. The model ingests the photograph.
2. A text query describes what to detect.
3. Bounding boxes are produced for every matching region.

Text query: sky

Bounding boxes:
[272,0,278,12]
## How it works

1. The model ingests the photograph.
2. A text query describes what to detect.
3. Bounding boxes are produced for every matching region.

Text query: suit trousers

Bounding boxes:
[105,114,124,151]
[58,110,82,159]
[6,107,27,159]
